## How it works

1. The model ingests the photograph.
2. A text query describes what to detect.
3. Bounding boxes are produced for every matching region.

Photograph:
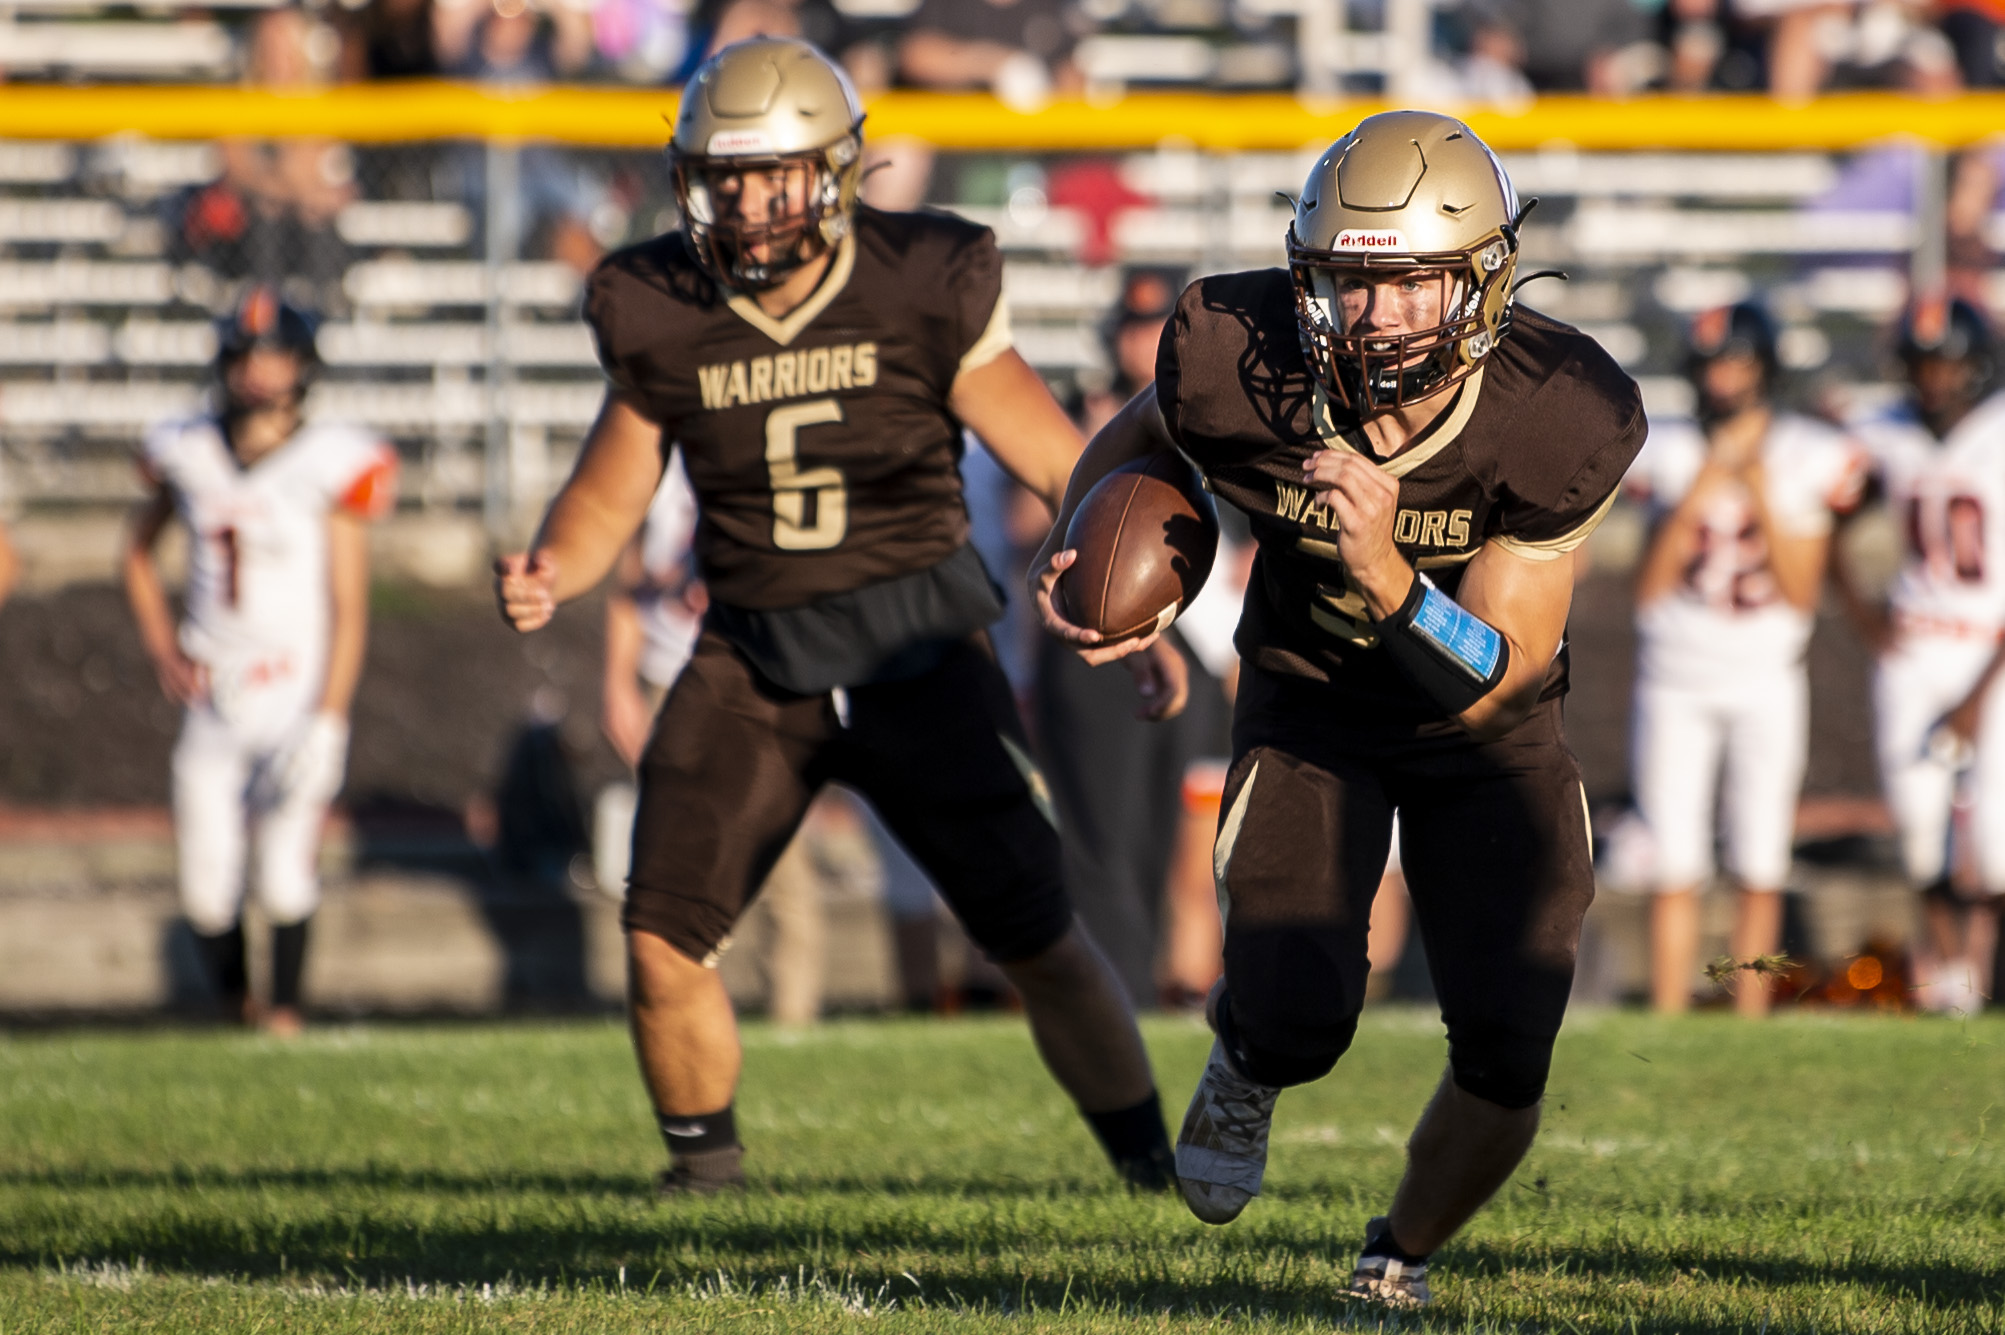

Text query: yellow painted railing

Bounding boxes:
[1,83,2002,151]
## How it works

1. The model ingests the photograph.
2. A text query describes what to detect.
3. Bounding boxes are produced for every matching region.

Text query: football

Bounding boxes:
[1055,451,1220,644]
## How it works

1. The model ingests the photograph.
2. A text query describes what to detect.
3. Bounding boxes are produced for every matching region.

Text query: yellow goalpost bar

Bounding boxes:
[1,83,2002,152]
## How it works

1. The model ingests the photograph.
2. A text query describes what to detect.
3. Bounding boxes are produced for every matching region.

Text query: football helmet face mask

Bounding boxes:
[670,37,865,291]
[214,284,318,413]
[1898,294,1994,424]
[1684,301,1778,424]
[1288,111,1523,416]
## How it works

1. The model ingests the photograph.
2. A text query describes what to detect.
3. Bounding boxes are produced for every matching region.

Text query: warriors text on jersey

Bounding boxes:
[1154,270,1646,715]
[1850,390,2005,641]
[140,416,396,687]
[586,206,1013,612]
[1625,413,1865,686]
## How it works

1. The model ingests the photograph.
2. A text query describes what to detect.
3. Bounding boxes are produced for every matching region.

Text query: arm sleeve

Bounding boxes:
[1490,400,1647,562]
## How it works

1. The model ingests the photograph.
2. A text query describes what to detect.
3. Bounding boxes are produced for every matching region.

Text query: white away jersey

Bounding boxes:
[1851,391,2005,641]
[1626,411,1865,685]
[141,416,397,677]
[636,450,702,689]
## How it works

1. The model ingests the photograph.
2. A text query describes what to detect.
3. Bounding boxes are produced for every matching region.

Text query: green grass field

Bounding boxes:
[2,1010,2000,1333]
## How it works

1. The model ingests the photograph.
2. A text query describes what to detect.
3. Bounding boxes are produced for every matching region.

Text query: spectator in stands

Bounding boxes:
[174,7,355,302]
[897,0,1085,109]
[675,0,853,76]
[438,0,593,81]
[340,0,442,78]
[1939,0,2005,83]
[1462,0,1662,92]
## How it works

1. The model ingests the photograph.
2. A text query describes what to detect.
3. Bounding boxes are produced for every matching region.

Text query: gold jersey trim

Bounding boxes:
[957,297,1014,376]
[1490,484,1619,562]
[1310,367,1486,480]
[724,234,858,347]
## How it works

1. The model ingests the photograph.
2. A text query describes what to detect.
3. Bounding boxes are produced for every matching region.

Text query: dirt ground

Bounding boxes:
[0,569,1882,814]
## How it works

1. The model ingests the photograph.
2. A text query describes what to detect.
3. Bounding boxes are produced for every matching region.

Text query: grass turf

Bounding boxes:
[1,1009,2000,1333]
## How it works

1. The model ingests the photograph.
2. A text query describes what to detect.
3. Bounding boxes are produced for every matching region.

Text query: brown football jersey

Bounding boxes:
[1156,268,1646,715]
[587,207,1010,611]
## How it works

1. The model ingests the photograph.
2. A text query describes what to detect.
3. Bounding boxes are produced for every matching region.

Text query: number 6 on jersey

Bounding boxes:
[766,399,847,551]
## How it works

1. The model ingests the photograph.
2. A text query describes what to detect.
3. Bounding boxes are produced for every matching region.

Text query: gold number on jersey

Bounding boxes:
[765,399,847,551]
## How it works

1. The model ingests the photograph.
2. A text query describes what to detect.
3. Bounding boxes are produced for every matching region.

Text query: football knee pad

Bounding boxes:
[1447,1024,1553,1111]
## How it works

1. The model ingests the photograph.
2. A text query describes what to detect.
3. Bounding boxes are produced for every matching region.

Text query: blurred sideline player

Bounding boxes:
[1035,267,1232,1009]
[1835,296,2005,1013]
[1625,302,1864,1016]
[0,488,17,609]
[495,38,1178,1195]
[595,456,828,1026]
[1034,111,1644,1304]
[123,287,396,1036]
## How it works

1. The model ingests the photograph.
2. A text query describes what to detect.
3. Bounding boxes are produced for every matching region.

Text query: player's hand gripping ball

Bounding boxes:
[1055,453,1220,644]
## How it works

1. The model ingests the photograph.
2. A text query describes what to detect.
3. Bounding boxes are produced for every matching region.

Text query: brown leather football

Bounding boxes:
[1055,451,1219,644]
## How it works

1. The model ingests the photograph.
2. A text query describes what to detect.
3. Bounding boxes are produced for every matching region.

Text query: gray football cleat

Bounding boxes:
[1348,1216,1432,1308]
[1174,1038,1280,1224]
[654,1146,745,1199]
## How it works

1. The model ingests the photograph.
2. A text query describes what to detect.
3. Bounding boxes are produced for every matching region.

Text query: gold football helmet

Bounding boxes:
[1288,110,1525,414]
[670,37,865,289]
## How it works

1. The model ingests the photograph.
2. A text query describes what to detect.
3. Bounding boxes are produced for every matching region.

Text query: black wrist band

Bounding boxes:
[1374,573,1510,716]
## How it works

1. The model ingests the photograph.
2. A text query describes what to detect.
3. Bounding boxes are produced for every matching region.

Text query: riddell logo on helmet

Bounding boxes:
[1332,229,1408,250]
[707,130,776,155]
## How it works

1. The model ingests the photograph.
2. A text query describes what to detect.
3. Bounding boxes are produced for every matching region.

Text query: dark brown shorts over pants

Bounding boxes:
[1212,666,1597,1109]
[623,629,1074,967]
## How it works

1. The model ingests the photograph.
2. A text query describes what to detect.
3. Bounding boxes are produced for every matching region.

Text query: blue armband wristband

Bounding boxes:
[1375,573,1510,715]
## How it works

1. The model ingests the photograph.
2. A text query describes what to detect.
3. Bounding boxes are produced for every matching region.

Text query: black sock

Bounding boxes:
[657,1105,739,1158]
[1084,1090,1170,1166]
[271,918,311,1010]
[193,921,248,1006]
[1364,1216,1431,1265]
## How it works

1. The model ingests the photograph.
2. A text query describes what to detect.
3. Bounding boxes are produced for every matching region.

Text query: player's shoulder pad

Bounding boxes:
[587,230,713,338]
[1156,268,1309,447]
[859,205,1002,297]
[138,414,213,474]
[1474,305,1647,504]
[1960,386,2005,438]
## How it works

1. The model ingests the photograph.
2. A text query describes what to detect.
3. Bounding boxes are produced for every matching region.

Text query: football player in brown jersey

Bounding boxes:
[495,37,1181,1197]
[1032,111,1646,1305]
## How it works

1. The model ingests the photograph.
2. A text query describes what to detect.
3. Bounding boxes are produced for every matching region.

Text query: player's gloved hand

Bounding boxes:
[272,711,349,804]
[1028,548,1162,667]
[494,550,559,632]
[1126,638,1190,722]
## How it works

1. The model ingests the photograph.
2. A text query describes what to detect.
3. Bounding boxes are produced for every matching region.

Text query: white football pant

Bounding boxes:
[1632,668,1808,890]
[1874,636,2005,891]
[172,673,346,935]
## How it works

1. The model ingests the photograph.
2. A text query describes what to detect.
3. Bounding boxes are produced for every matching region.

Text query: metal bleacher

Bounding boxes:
[1,83,2000,527]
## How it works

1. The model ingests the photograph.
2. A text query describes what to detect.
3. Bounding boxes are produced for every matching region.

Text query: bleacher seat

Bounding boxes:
[344,260,582,310]
[0,261,175,305]
[0,20,235,79]
[0,200,124,245]
[335,202,474,250]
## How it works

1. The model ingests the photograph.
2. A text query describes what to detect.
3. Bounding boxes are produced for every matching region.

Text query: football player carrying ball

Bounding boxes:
[1033,110,1646,1306]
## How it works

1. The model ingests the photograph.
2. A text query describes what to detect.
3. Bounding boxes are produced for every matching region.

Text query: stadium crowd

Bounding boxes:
[5,0,2002,97]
